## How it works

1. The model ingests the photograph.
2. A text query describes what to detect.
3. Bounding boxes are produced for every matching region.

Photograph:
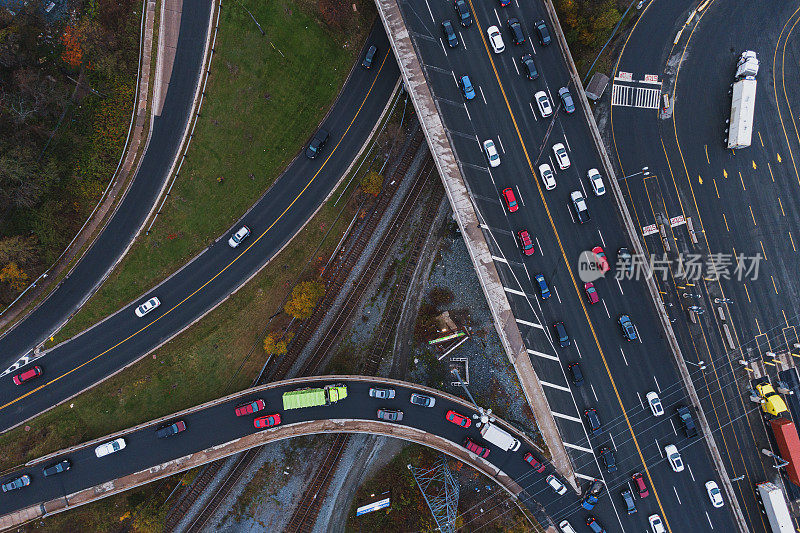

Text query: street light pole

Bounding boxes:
[617,167,651,182]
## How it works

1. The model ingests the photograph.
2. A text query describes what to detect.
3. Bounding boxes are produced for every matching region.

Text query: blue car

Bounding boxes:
[618,314,637,341]
[460,75,475,100]
[534,274,550,299]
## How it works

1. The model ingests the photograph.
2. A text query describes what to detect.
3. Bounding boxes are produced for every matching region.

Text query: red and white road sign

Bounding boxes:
[642,224,659,236]
[643,74,660,84]
[616,71,633,82]
[670,215,686,227]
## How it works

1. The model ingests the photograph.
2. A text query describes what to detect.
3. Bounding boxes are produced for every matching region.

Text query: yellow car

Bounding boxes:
[756,383,788,416]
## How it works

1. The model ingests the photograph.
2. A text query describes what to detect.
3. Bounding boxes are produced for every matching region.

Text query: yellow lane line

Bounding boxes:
[723,213,730,232]
[772,5,800,188]
[779,197,785,216]
[465,0,673,527]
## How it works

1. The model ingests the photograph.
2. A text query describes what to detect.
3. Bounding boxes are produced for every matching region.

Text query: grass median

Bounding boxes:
[50,0,374,345]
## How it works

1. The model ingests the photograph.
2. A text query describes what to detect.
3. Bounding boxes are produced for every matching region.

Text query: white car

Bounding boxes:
[538,163,556,190]
[664,444,684,472]
[648,514,666,533]
[705,480,724,507]
[95,438,126,458]
[552,143,570,170]
[546,474,567,495]
[228,225,251,248]
[487,26,504,53]
[134,297,161,318]
[646,391,664,416]
[482,139,500,167]
[587,168,606,195]
[558,520,577,533]
[534,91,552,118]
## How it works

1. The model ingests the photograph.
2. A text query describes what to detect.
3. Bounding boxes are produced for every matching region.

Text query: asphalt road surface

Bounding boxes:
[0,23,399,432]
[0,1,214,370]
[0,378,627,530]
[611,1,800,531]
[395,0,738,531]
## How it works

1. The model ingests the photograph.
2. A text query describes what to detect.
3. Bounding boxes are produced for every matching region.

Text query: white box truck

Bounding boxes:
[756,481,793,533]
[726,50,759,150]
[480,422,521,451]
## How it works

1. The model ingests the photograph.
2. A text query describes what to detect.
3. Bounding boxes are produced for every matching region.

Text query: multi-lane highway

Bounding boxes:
[395,0,737,530]
[0,377,592,530]
[611,1,800,531]
[0,1,215,368]
[0,23,399,432]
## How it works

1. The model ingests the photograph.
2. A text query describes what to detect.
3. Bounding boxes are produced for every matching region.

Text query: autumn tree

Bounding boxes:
[317,0,351,29]
[0,263,28,291]
[284,280,325,320]
[60,24,84,68]
[263,331,294,356]
[360,170,383,196]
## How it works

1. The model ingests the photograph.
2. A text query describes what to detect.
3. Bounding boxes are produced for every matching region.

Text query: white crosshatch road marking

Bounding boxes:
[612,84,661,109]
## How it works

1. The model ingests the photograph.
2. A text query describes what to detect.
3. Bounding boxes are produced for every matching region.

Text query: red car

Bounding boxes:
[517,230,535,256]
[523,452,546,473]
[254,413,281,429]
[584,282,599,304]
[446,410,472,428]
[464,438,490,458]
[235,399,266,417]
[632,472,649,498]
[502,188,518,212]
[12,366,42,386]
[592,246,610,273]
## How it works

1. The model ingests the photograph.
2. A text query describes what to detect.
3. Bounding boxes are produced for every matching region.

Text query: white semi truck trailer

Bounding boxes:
[726,50,759,149]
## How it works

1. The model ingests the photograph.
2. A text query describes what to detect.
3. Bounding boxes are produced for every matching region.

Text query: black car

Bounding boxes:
[454,0,472,27]
[362,45,377,69]
[519,54,538,80]
[1,475,30,492]
[42,459,71,477]
[441,20,459,48]
[535,20,551,45]
[570,190,590,223]
[553,321,570,347]
[305,129,330,159]
[156,420,186,439]
[599,446,617,472]
[585,408,602,435]
[677,405,698,437]
[558,86,575,114]
[568,362,583,385]
[621,489,637,514]
[507,18,524,45]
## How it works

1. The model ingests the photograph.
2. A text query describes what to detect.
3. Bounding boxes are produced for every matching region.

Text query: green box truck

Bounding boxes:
[282,384,348,410]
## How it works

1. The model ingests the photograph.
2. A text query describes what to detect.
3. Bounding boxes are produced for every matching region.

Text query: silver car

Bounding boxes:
[369,387,396,399]
[377,409,403,422]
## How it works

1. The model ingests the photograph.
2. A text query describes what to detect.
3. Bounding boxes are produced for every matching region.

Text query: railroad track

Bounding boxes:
[282,434,349,533]
[281,175,445,533]
[165,127,429,532]
[183,448,261,533]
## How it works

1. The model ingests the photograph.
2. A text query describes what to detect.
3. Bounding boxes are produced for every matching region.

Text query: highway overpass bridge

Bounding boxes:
[0,376,574,532]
